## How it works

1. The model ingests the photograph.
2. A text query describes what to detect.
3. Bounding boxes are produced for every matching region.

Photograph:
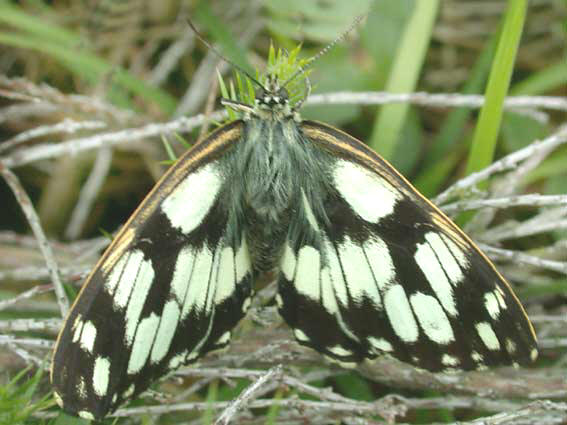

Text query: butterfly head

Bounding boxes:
[220,45,309,121]
[254,75,291,111]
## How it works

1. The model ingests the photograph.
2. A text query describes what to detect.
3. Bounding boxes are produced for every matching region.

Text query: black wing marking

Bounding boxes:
[277,121,537,372]
[51,122,253,420]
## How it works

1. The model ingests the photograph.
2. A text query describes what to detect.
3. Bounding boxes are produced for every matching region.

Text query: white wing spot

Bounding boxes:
[530,348,538,361]
[322,237,348,307]
[170,247,195,303]
[425,232,464,285]
[186,351,199,362]
[216,331,231,345]
[301,189,319,231]
[281,243,297,281]
[168,351,187,370]
[484,291,501,320]
[235,237,251,283]
[324,355,357,369]
[364,237,395,291]
[78,411,95,420]
[92,357,111,396]
[333,160,402,223]
[113,250,146,310]
[242,297,251,312]
[275,294,283,308]
[414,240,457,316]
[440,233,469,269]
[471,351,484,363]
[495,289,507,309]
[329,345,352,357]
[180,246,214,319]
[105,253,128,295]
[441,354,459,367]
[410,292,455,344]
[214,247,236,304]
[124,257,155,344]
[72,318,84,344]
[150,300,181,364]
[128,313,160,374]
[338,237,381,307]
[161,163,221,235]
[79,321,97,353]
[295,245,321,301]
[368,337,393,353]
[320,267,339,315]
[123,384,135,398]
[294,328,309,342]
[475,322,500,351]
[77,377,87,399]
[384,285,419,343]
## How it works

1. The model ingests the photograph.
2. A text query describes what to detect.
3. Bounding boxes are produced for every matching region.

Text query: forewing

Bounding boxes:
[277,120,537,371]
[51,122,253,420]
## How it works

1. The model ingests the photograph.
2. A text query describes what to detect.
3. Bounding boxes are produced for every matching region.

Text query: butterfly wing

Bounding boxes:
[277,120,537,371]
[51,121,253,420]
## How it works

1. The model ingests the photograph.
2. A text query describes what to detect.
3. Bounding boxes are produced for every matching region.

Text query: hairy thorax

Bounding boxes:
[229,116,326,273]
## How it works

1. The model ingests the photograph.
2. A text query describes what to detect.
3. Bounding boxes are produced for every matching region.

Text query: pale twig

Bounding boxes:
[441,194,567,214]
[0,119,107,153]
[215,365,283,425]
[86,397,566,424]
[65,147,114,239]
[0,112,226,169]
[538,338,567,350]
[478,244,567,274]
[306,92,567,111]
[0,335,54,349]
[491,219,567,241]
[531,315,567,324]
[0,102,58,124]
[484,206,567,242]
[2,339,43,366]
[174,51,226,118]
[149,31,195,86]
[0,318,61,333]
[435,125,567,205]
[0,264,89,282]
[0,76,134,123]
[0,285,52,312]
[0,165,69,316]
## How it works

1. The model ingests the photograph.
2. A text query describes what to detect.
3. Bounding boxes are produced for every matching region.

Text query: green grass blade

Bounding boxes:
[0,31,177,114]
[368,0,440,160]
[0,2,77,46]
[194,1,253,76]
[511,61,567,95]
[464,0,528,176]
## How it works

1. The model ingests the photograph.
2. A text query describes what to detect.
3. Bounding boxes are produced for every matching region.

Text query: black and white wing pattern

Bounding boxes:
[277,121,537,372]
[51,122,252,420]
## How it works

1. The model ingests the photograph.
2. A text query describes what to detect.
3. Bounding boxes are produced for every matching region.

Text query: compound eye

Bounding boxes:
[255,87,266,101]
[278,88,289,101]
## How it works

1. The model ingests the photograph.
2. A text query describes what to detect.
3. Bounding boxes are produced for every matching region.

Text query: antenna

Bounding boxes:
[282,14,366,89]
[186,18,265,90]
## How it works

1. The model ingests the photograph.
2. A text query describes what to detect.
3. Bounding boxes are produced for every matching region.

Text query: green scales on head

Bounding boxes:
[51,26,537,421]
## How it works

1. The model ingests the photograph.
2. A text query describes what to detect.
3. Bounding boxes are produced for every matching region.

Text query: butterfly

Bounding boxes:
[51,28,537,421]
